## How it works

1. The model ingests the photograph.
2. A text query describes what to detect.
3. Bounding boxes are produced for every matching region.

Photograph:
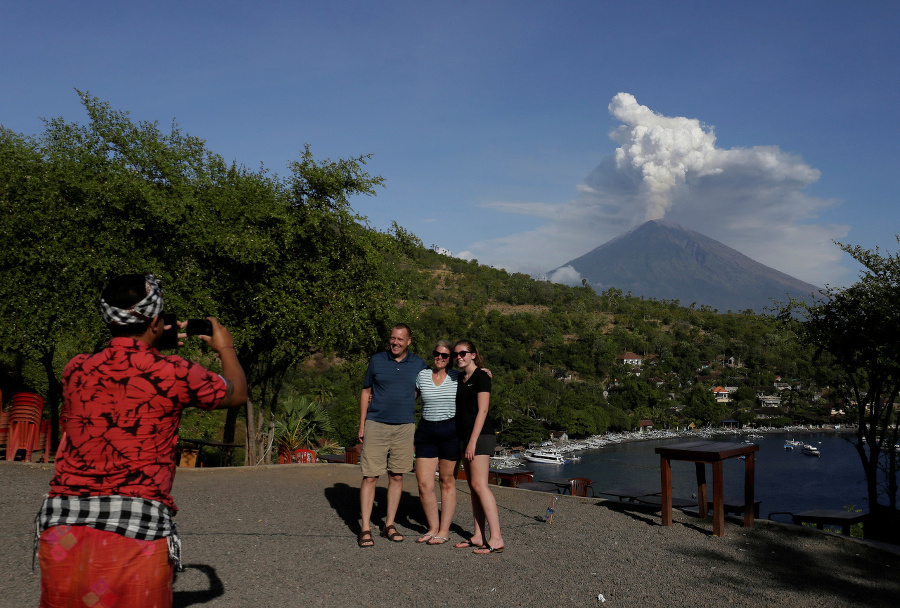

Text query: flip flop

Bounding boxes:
[453,539,484,549]
[415,533,434,544]
[473,544,505,554]
[357,529,374,548]
[427,535,449,545]
[381,524,404,542]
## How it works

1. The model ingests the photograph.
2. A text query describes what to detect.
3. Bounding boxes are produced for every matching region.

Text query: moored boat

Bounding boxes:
[802,444,821,456]
[523,448,567,464]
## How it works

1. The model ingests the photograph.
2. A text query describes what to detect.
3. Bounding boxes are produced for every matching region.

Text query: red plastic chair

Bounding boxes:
[34,419,53,462]
[567,477,595,497]
[293,448,317,463]
[0,411,9,454]
[6,392,44,461]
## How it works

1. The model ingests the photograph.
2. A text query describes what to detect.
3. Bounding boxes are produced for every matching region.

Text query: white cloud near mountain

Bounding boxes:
[463,93,849,288]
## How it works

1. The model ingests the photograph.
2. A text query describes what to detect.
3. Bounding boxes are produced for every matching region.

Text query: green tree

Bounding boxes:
[498,416,549,446]
[0,92,407,462]
[781,239,900,540]
[681,385,728,426]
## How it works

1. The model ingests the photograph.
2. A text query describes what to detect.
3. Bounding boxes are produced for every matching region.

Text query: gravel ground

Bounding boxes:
[2,460,899,608]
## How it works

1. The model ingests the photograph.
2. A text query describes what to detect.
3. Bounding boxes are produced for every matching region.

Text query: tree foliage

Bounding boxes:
[781,239,900,540]
[0,92,407,461]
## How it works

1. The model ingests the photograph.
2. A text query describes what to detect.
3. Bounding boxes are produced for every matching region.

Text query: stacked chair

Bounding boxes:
[5,392,45,461]
[0,411,8,455]
[0,388,5,453]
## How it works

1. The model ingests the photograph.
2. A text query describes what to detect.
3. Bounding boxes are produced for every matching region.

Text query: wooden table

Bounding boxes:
[655,441,759,537]
[490,468,534,487]
[792,509,867,536]
[318,454,346,463]
[595,486,659,502]
[538,477,578,494]
[180,438,244,467]
[516,481,558,493]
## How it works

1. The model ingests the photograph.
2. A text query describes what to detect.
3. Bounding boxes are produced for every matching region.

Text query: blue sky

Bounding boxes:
[3,1,899,288]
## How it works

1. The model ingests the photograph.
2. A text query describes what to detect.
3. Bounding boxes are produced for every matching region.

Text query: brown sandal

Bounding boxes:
[381,524,404,542]
[358,529,374,548]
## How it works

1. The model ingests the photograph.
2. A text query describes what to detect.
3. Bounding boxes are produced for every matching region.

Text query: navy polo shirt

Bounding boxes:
[362,350,429,424]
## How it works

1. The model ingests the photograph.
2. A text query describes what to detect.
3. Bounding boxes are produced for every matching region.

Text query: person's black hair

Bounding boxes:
[102,274,152,337]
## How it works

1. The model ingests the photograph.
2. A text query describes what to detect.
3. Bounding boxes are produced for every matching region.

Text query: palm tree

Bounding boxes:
[273,393,335,462]
[309,378,334,406]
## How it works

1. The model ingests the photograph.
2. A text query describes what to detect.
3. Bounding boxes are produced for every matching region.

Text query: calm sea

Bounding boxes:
[523,432,871,517]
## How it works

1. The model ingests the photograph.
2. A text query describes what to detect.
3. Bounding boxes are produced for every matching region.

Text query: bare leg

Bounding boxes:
[434,458,459,542]
[360,475,379,539]
[384,471,405,540]
[467,455,504,550]
[462,458,487,546]
[415,457,439,541]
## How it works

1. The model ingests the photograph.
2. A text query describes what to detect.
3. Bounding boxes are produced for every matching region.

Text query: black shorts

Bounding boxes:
[414,418,459,461]
[460,433,497,457]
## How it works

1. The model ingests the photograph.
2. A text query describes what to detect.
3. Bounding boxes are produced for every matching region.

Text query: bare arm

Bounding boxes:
[196,317,247,409]
[359,387,372,442]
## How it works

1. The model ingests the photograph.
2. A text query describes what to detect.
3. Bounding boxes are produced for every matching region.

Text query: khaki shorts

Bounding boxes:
[360,420,415,477]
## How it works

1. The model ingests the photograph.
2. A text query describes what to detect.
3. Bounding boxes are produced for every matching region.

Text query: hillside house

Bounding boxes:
[712,386,731,403]
[617,352,643,367]
[757,395,782,407]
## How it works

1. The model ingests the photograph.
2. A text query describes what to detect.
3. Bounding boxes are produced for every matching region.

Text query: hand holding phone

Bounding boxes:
[185,319,213,336]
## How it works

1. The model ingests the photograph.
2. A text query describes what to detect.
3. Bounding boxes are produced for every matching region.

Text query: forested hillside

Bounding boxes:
[283,246,833,449]
[0,93,834,463]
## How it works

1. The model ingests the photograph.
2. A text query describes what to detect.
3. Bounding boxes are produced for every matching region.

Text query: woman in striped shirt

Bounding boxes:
[413,340,460,545]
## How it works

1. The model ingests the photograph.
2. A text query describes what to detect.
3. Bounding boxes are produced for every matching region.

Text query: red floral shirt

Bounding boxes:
[50,338,227,511]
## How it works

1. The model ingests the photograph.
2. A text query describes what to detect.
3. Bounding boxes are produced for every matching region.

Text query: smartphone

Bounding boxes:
[186,318,213,336]
[159,313,180,350]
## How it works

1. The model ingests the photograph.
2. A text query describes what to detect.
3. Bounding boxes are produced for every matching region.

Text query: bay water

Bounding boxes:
[523,432,871,518]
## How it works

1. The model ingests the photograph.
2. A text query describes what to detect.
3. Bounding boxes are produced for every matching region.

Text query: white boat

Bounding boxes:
[489,455,524,468]
[802,444,821,457]
[523,449,567,464]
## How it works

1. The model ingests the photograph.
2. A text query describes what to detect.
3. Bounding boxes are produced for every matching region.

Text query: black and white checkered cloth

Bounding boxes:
[100,273,165,325]
[35,495,182,570]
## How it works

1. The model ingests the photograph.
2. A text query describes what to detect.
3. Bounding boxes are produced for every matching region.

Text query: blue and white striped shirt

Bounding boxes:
[416,368,459,421]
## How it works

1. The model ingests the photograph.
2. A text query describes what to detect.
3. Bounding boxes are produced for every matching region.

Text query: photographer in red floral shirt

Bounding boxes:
[36,273,247,608]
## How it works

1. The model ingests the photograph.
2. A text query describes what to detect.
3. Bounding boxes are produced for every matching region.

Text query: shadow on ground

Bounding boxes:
[173,564,224,608]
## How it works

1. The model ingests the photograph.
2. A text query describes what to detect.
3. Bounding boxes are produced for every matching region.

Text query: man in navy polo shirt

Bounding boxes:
[356,323,428,547]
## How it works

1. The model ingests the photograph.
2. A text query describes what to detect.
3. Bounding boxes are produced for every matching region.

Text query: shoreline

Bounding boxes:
[513,424,857,453]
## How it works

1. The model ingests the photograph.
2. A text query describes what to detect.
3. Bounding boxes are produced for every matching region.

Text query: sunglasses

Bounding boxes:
[454,350,472,358]
[432,351,451,359]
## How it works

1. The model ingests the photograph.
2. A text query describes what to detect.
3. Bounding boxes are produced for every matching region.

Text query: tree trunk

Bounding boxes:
[39,347,62,450]
[243,397,256,465]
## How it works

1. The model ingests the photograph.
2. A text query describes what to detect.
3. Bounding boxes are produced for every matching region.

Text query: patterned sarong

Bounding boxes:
[38,525,172,608]
[35,496,180,608]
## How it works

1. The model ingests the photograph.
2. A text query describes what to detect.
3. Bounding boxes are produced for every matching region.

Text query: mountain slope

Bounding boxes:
[554,220,820,312]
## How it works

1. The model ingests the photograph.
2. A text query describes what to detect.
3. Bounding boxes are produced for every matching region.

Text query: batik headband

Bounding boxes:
[100,274,165,325]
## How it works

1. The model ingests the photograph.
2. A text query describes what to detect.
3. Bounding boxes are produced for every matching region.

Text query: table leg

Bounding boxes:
[695,463,708,519]
[743,452,756,527]
[660,456,672,526]
[712,461,724,536]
